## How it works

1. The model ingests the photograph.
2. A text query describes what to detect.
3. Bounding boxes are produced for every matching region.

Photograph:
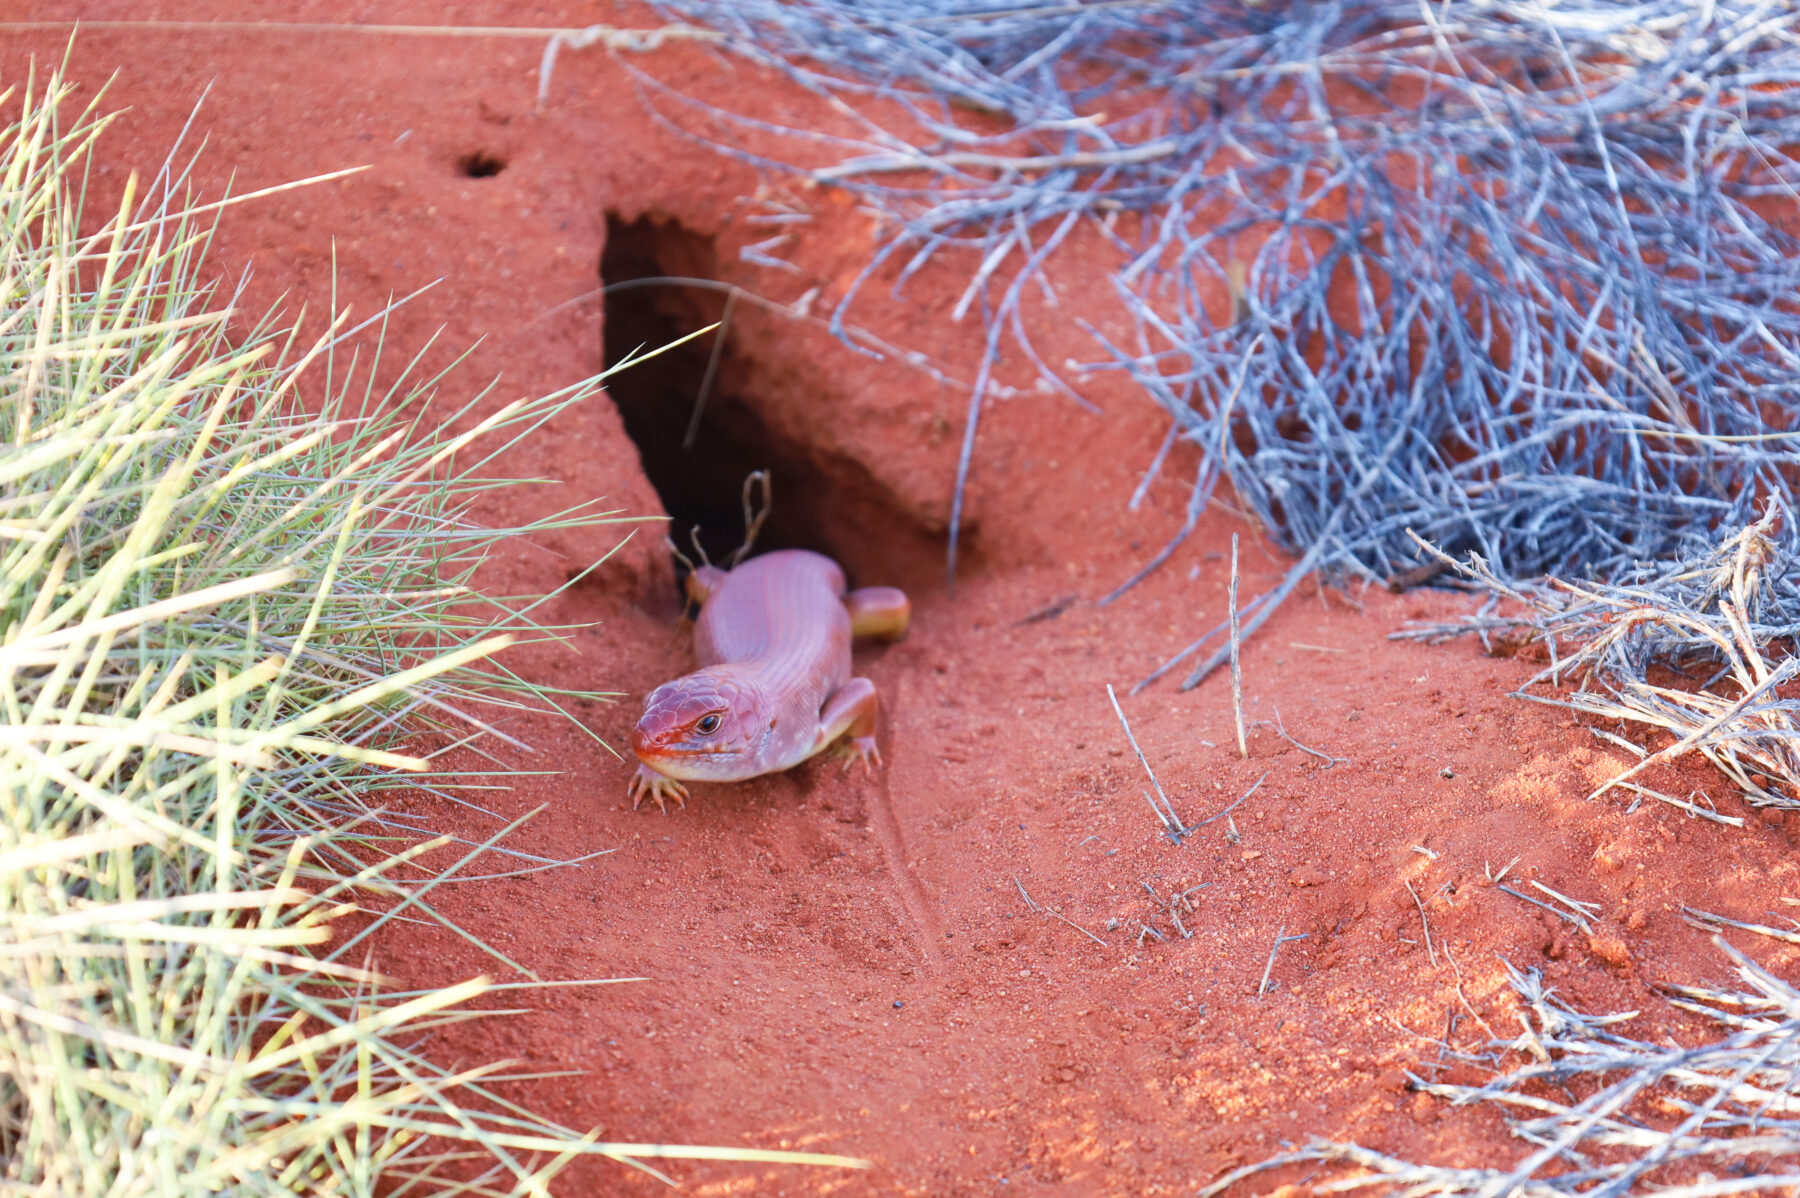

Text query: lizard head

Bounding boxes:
[631,667,772,781]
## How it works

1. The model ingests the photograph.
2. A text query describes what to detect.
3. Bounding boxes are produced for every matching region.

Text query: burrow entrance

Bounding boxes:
[599,212,958,598]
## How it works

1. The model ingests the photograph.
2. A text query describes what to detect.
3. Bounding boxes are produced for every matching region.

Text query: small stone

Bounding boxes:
[893,1000,904,1009]
[1288,865,1328,887]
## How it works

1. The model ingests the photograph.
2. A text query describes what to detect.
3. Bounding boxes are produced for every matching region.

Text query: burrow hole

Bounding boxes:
[599,212,950,597]
[456,151,507,178]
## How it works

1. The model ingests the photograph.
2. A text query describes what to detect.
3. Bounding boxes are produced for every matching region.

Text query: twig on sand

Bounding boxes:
[1441,942,1496,1038]
[1614,781,1743,826]
[1230,535,1247,758]
[1530,881,1600,926]
[1681,906,1800,946]
[1498,883,1590,933]
[1404,879,1438,967]
[1199,771,1268,828]
[1257,925,1309,999]
[1016,594,1079,626]
[1255,706,1344,766]
[1108,684,1188,840]
[1014,875,1106,948]
[1048,907,1107,947]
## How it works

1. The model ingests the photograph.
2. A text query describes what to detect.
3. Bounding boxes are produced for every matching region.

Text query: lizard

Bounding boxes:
[627,548,910,811]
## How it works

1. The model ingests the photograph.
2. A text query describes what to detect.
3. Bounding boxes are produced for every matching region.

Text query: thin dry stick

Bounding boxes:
[726,470,771,568]
[1404,878,1438,966]
[1016,875,1106,947]
[1614,781,1742,826]
[1198,770,1267,827]
[1107,683,1186,836]
[1440,942,1497,1037]
[682,287,738,450]
[1530,880,1601,924]
[1681,906,1800,946]
[1262,706,1342,765]
[1046,906,1108,947]
[1140,791,1181,838]
[1498,883,1590,932]
[1257,925,1308,998]
[1230,534,1247,758]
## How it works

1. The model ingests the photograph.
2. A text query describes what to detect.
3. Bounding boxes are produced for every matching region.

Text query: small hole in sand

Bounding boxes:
[455,151,506,178]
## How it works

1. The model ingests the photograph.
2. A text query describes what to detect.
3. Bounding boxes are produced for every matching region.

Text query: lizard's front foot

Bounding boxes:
[628,764,689,812]
[838,735,882,775]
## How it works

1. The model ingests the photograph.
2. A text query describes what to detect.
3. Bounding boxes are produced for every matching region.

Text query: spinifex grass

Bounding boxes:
[595,2,1800,672]
[0,65,864,1193]
[1202,932,1800,1198]
[1397,500,1800,823]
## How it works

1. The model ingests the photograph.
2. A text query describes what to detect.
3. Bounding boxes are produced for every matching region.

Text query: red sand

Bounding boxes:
[12,8,1800,1194]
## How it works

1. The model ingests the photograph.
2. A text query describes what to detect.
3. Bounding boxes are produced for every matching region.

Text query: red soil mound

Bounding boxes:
[13,8,1800,1194]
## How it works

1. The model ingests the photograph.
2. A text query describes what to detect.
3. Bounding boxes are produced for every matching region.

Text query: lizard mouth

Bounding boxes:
[631,726,734,761]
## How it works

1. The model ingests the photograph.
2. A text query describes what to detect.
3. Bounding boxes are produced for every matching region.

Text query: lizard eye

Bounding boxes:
[694,712,723,735]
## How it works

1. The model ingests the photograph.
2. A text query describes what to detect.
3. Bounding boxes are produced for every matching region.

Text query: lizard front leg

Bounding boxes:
[627,763,689,812]
[811,676,882,772]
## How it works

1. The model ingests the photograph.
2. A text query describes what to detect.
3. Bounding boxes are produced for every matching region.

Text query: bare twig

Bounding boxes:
[1108,684,1187,839]
[1230,534,1247,758]
[682,287,738,451]
[1258,706,1344,766]
[1199,771,1267,828]
[1016,875,1105,947]
[1403,879,1438,967]
[1681,906,1800,947]
[726,470,771,568]
[1498,883,1590,933]
[1256,925,1309,999]
[1529,881,1601,926]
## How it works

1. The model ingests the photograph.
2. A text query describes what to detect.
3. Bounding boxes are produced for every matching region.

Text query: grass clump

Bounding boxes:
[1204,933,1800,1198]
[617,2,1800,678]
[0,64,863,1193]
[1398,500,1800,824]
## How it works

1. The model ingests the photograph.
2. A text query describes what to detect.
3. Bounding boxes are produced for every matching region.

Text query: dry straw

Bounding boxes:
[0,65,863,1192]
[1399,498,1800,819]
[1204,931,1800,1198]
[604,1,1800,667]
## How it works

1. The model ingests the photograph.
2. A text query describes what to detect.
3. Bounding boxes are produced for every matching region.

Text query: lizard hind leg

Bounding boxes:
[844,586,910,641]
[812,676,882,772]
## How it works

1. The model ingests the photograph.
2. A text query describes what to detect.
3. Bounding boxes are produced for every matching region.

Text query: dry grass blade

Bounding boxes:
[604,0,1800,658]
[1209,938,1800,1196]
[1400,499,1800,822]
[1107,683,1187,839]
[1229,533,1246,758]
